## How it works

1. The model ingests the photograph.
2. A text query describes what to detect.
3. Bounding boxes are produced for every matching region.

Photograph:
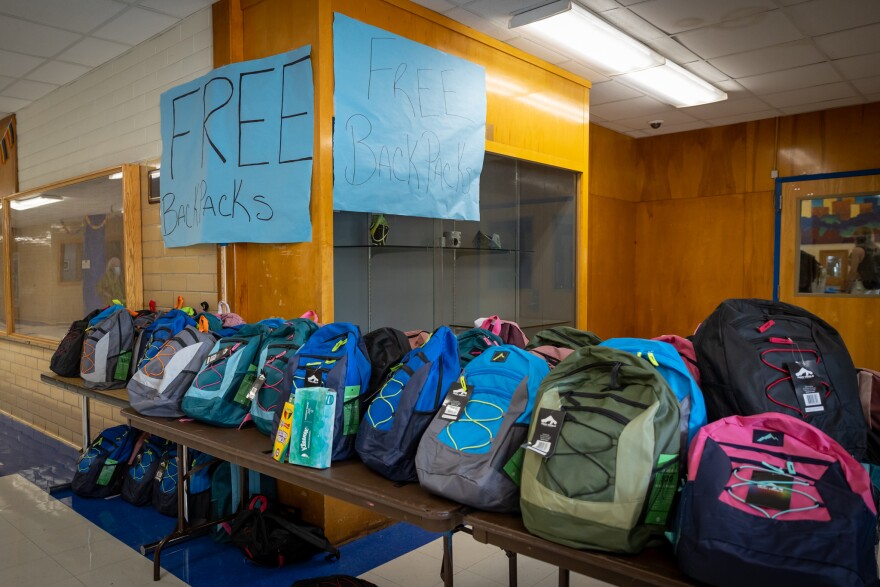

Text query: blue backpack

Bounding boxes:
[181,322,271,427]
[285,322,371,461]
[415,345,550,512]
[249,318,320,436]
[72,425,138,498]
[356,327,460,482]
[121,436,175,506]
[152,450,217,519]
[134,308,197,371]
[599,338,707,451]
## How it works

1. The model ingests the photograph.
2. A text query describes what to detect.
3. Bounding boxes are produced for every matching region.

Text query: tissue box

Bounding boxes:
[289,387,336,469]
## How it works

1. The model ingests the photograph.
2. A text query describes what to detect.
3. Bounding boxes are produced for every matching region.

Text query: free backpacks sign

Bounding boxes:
[332,14,485,221]
[159,47,314,247]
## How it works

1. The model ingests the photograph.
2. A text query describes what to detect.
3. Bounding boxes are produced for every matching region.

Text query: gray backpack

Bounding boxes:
[127,326,219,417]
[80,308,134,390]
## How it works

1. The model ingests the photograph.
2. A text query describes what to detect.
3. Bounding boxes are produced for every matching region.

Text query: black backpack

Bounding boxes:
[694,298,866,459]
[71,425,138,498]
[858,245,880,289]
[230,495,339,567]
[362,327,410,396]
[50,309,100,377]
[121,436,174,507]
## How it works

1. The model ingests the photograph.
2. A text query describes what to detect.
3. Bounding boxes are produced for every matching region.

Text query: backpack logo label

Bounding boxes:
[787,360,826,414]
[753,429,784,446]
[305,366,325,386]
[794,366,814,379]
[491,350,509,363]
[526,408,565,458]
[540,414,558,428]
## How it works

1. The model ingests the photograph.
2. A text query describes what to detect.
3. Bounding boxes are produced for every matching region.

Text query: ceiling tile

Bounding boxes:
[763,81,856,108]
[682,96,773,119]
[3,79,58,101]
[0,96,31,112]
[779,95,864,115]
[738,62,841,94]
[601,8,667,40]
[611,107,699,130]
[785,0,880,36]
[590,95,670,120]
[558,60,610,83]
[589,80,645,105]
[0,0,127,34]
[853,75,880,95]
[681,60,729,83]
[506,36,569,64]
[0,76,14,92]
[673,10,804,59]
[25,60,91,85]
[0,16,81,58]
[138,0,214,19]
[645,36,699,64]
[832,53,880,80]
[629,0,778,35]
[0,49,45,77]
[706,109,780,126]
[464,0,549,27]
[580,0,622,11]
[708,39,826,79]
[444,8,520,41]
[644,119,710,135]
[92,7,178,46]
[815,23,880,59]
[715,79,751,97]
[56,37,130,67]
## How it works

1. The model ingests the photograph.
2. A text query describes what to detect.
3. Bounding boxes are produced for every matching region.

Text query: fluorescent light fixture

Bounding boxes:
[617,61,727,108]
[108,172,123,180]
[510,0,664,75]
[10,195,63,211]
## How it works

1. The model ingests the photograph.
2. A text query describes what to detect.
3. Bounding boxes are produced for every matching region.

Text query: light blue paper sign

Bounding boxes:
[333,14,485,221]
[159,46,314,247]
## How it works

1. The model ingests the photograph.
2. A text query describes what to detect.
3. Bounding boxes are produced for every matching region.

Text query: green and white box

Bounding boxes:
[289,387,336,469]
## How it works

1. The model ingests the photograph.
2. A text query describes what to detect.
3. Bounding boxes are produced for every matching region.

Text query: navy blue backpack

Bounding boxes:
[356,327,460,482]
[121,436,175,506]
[134,308,196,371]
[72,425,138,499]
[284,322,371,461]
[152,450,217,520]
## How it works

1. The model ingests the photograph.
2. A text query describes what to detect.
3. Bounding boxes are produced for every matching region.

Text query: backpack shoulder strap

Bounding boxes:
[263,512,341,560]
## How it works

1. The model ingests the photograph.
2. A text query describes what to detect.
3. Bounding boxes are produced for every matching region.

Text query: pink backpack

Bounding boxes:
[653,334,701,387]
[528,345,573,369]
[476,315,528,349]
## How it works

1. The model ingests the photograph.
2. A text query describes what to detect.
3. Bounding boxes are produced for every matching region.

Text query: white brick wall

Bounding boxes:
[16,8,213,189]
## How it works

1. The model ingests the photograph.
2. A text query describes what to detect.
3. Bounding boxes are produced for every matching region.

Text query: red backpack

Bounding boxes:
[653,334,701,387]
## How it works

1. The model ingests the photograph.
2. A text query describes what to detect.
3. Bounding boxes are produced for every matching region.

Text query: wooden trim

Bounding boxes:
[0,332,60,350]
[123,164,143,310]
[577,103,590,330]
[485,140,586,173]
[375,0,592,89]
[2,199,11,335]
[5,166,123,200]
[317,0,335,321]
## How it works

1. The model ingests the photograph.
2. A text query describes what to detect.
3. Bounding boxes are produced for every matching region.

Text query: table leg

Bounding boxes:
[505,549,517,587]
[152,444,189,581]
[558,568,570,587]
[441,531,455,587]
[81,397,91,451]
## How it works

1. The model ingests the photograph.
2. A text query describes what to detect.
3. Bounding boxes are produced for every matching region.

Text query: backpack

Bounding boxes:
[362,327,410,396]
[356,327,460,482]
[133,307,196,372]
[857,244,880,289]
[127,325,221,417]
[599,338,707,451]
[652,334,701,387]
[71,425,138,498]
[476,316,529,348]
[152,450,217,519]
[249,318,319,436]
[406,329,431,349]
[527,345,574,369]
[50,308,100,377]
[121,436,175,506]
[284,322,371,461]
[861,369,880,464]
[520,345,681,553]
[415,345,550,512]
[456,327,503,368]
[180,322,271,427]
[229,495,339,567]
[675,413,877,587]
[693,298,866,459]
[525,326,602,350]
[210,462,278,543]
[80,305,135,389]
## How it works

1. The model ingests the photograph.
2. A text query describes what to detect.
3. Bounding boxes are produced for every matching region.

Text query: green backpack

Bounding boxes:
[520,345,680,554]
[525,326,602,350]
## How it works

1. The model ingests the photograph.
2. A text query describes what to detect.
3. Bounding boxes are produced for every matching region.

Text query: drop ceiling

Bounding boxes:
[0,0,879,138]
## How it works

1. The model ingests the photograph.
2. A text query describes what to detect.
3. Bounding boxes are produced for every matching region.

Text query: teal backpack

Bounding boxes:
[210,462,278,542]
[181,322,271,427]
[249,318,319,436]
[456,327,503,368]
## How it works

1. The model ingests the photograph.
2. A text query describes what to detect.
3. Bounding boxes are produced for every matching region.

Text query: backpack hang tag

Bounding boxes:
[206,346,232,366]
[97,459,118,486]
[525,408,564,458]
[343,386,361,436]
[305,366,326,386]
[745,469,793,511]
[440,377,471,421]
[113,350,131,380]
[246,373,267,401]
[233,364,259,406]
[787,360,825,413]
[644,454,679,527]
[155,462,166,482]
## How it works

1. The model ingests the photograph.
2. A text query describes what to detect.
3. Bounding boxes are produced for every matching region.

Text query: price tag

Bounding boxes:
[787,360,824,414]
[440,377,470,421]
[525,408,564,458]
[246,373,267,401]
[206,346,231,366]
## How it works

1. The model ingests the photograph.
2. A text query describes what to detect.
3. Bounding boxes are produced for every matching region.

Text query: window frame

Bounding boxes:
[0,164,144,346]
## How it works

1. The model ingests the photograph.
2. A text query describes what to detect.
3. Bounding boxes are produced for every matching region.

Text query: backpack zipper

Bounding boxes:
[562,405,630,426]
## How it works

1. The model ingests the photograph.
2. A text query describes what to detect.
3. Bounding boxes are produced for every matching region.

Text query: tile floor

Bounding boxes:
[0,410,611,587]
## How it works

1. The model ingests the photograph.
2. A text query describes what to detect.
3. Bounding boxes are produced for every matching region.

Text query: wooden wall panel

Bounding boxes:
[589,124,638,202]
[741,191,775,300]
[635,195,746,337]
[587,194,636,338]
